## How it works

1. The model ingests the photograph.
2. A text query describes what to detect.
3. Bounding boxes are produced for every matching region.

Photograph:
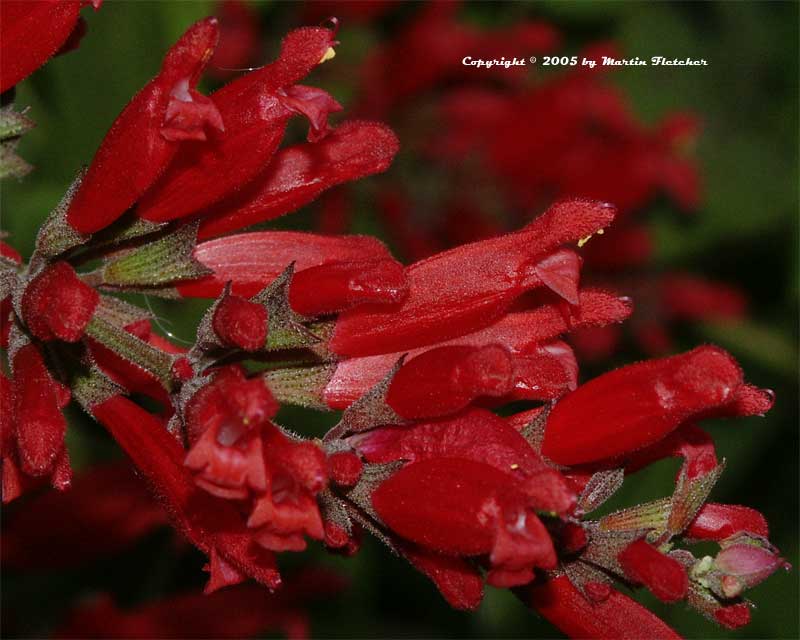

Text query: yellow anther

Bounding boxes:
[319,47,336,64]
[510,463,519,470]
[577,228,605,248]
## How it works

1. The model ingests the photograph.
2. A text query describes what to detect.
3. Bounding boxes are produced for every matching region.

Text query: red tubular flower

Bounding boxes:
[1,463,166,570]
[323,289,630,409]
[617,539,688,603]
[12,344,70,478]
[21,262,99,342]
[91,395,282,590]
[184,425,268,501]
[66,18,222,234]
[178,231,398,298]
[212,292,268,351]
[183,367,277,498]
[136,26,338,224]
[686,503,769,541]
[0,0,88,93]
[194,122,398,239]
[522,575,682,639]
[354,409,574,517]
[182,367,327,552]
[542,346,750,465]
[373,457,558,587]
[330,199,616,357]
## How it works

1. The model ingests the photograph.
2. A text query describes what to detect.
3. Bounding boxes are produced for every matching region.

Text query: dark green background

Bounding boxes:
[1,1,798,638]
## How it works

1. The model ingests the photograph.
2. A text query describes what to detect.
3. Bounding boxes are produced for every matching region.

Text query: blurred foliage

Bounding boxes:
[1,1,797,639]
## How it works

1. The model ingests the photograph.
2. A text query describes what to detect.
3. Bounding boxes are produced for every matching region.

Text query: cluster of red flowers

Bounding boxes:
[0,3,789,639]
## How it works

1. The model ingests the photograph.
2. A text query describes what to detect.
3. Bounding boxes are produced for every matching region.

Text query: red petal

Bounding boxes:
[136,27,336,223]
[289,259,408,316]
[372,457,556,570]
[686,503,769,541]
[196,121,398,239]
[522,575,682,639]
[386,345,514,419]
[532,249,581,305]
[180,231,396,298]
[618,539,688,603]
[162,86,224,142]
[276,84,342,142]
[12,344,68,476]
[66,18,220,234]
[353,408,549,477]
[0,0,82,93]
[203,548,247,594]
[402,544,485,611]
[542,346,744,465]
